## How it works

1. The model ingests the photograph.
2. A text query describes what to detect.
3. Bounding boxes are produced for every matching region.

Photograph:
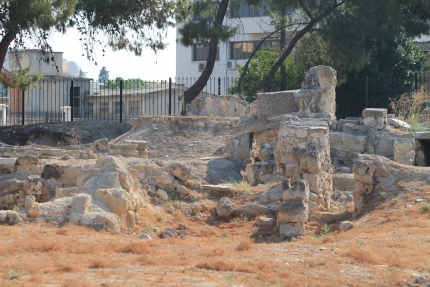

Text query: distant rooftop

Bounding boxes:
[414,41,430,51]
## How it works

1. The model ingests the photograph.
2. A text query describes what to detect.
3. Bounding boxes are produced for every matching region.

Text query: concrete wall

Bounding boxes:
[9,50,63,76]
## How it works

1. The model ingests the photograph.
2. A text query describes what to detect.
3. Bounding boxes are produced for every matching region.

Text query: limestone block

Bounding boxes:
[279,223,305,238]
[362,108,387,130]
[216,197,237,219]
[308,200,318,216]
[168,161,191,181]
[237,134,251,161]
[245,159,276,186]
[275,117,330,175]
[277,199,308,224]
[393,138,415,165]
[55,187,79,199]
[156,189,169,201]
[282,179,309,201]
[296,66,337,118]
[389,118,411,129]
[256,90,299,119]
[173,181,189,196]
[292,143,325,174]
[24,195,36,210]
[16,156,39,165]
[186,94,247,117]
[7,211,23,225]
[332,173,355,192]
[255,216,276,227]
[260,184,282,203]
[237,204,272,217]
[303,173,323,195]
[71,194,92,213]
[93,139,110,152]
[94,188,134,214]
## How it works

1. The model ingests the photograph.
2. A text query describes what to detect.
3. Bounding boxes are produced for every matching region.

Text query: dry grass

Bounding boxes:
[0,191,429,286]
[236,239,254,251]
[390,88,429,131]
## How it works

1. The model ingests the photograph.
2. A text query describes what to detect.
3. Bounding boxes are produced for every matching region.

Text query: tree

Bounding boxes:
[178,0,235,105]
[229,49,303,101]
[98,67,109,82]
[103,77,148,89]
[256,0,430,92]
[0,0,183,86]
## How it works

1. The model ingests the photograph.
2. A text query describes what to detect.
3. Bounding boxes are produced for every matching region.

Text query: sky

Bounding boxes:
[49,27,177,81]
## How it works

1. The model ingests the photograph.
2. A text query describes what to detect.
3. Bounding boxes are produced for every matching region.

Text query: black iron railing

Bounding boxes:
[0,73,428,126]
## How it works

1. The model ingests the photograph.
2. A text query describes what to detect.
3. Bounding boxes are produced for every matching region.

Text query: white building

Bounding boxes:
[176,0,282,95]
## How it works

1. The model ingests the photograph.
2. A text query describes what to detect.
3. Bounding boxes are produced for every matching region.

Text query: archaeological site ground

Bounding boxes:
[1,66,430,287]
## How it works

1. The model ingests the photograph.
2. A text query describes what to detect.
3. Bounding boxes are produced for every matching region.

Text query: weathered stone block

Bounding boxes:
[362,108,387,130]
[277,199,308,223]
[282,179,309,201]
[16,156,39,165]
[279,223,305,237]
[257,90,299,119]
[393,138,415,165]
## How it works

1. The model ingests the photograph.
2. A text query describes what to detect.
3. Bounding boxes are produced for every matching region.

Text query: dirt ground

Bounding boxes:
[1,117,430,286]
[114,116,243,184]
[0,120,131,146]
[1,185,430,287]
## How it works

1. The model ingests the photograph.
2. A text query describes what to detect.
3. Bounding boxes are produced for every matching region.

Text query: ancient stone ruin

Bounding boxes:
[1,65,430,242]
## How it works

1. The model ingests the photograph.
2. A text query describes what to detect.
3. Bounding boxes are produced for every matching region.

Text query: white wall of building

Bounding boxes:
[176,14,277,95]
[8,50,63,76]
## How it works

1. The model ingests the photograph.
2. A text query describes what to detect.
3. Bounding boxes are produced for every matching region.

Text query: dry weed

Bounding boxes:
[117,242,150,254]
[236,239,254,251]
[27,209,40,218]
[390,88,429,131]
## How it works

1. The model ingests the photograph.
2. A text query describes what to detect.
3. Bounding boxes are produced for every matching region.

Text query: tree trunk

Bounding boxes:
[183,0,230,105]
[280,28,286,91]
[258,1,345,92]
[236,27,286,95]
[0,32,16,70]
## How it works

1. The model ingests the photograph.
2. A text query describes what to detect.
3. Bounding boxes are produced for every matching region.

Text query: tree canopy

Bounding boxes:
[0,0,184,86]
[179,0,430,103]
[229,49,302,101]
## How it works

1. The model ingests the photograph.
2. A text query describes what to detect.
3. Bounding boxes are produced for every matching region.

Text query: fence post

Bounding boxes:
[415,72,418,90]
[70,80,74,122]
[365,77,369,109]
[218,77,221,95]
[168,77,172,115]
[21,89,25,125]
[120,80,123,123]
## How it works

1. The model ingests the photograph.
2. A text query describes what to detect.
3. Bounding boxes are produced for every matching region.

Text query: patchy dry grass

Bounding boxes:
[0,192,429,286]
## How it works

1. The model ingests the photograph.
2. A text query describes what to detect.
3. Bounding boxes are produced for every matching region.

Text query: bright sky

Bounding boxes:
[50,27,177,81]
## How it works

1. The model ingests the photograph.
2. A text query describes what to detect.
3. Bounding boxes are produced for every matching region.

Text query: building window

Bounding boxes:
[129,101,140,114]
[100,102,109,114]
[230,40,279,59]
[114,101,124,114]
[193,43,220,61]
[229,0,269,18]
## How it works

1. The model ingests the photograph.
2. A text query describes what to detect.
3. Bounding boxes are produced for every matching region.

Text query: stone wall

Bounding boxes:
[275,117,332,209]
[353,154,430,213]
[187,95,247,117]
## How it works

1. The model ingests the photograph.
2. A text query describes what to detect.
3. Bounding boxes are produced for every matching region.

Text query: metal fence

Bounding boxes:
[336,73,430,119]
[0,73,428,126]
[0,77,237,126]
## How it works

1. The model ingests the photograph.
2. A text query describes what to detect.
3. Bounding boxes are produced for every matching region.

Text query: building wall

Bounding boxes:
[176,11,284,94]
[8,50,63,76]
[86,88,184,119]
